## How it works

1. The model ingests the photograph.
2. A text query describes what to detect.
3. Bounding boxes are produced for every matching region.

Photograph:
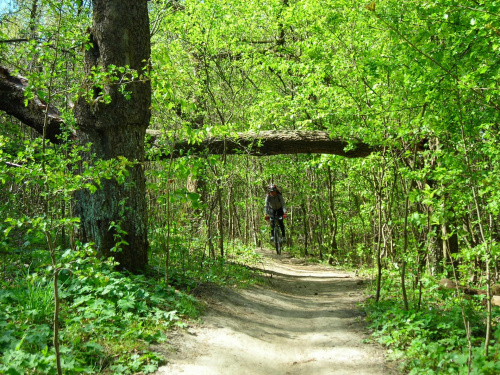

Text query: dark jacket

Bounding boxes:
[265,193,287,216]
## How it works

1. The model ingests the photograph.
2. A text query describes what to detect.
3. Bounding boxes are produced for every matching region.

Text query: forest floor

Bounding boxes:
[154,247,399,375]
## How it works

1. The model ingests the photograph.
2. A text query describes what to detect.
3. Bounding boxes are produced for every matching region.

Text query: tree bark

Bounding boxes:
[0,66,67,144]
[327,166,338,265]
[72,0,151,272]
[149,130,375,158]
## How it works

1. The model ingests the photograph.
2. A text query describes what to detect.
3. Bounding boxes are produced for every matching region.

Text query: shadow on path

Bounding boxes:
[155,247,398,375]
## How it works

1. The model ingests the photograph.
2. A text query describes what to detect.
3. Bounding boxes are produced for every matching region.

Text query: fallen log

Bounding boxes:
[439,278,500,307]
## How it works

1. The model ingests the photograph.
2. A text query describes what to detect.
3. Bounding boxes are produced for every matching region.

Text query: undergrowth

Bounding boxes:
[148,237,265,291]
[0,239,264,374]
[363,271,500,374]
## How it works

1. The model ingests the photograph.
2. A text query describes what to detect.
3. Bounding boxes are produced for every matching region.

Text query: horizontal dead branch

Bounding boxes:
[1,65,376,159]
[0,39,30,44]
[439,278,500,307]
[147,130,376,158]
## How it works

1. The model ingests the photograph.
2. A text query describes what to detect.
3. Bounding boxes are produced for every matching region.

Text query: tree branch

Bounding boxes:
[147,130,376,158]
[1,65,375,158]
[0,66,68,144]
[0,39,30,43]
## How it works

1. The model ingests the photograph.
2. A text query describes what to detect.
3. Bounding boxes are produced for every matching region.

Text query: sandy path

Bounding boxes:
[155,248,397,375]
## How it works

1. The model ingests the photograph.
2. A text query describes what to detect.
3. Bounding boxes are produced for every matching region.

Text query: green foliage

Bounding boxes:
[10,271,55,325]
[364,273,500,374]
[151,238,265,291]
[3,0,500,372]
[0,244,201,374]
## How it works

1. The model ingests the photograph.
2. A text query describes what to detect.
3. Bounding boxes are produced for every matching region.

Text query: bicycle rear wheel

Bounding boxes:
[274,225,282,255]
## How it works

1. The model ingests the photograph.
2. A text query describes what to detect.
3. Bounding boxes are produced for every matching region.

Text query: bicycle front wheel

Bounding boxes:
[274,226,281,255]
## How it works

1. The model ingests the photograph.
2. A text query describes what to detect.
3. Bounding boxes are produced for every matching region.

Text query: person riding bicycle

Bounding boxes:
[264,184,287,242]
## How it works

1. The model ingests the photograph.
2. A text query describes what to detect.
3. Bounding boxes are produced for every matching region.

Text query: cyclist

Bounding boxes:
[264,184,287,242]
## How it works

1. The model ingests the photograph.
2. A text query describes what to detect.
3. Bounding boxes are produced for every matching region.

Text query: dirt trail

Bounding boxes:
[155,248,397,375]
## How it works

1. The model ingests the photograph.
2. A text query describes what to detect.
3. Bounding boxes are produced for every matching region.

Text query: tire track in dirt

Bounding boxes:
[155,248,397,375]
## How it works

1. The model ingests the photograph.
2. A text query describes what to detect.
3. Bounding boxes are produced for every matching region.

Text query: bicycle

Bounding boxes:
[270,211,285,255]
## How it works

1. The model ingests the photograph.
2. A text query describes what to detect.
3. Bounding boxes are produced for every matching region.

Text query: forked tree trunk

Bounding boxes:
[73,0,151,272]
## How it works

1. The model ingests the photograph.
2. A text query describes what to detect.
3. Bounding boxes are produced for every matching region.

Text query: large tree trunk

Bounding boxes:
[73,0,151,272]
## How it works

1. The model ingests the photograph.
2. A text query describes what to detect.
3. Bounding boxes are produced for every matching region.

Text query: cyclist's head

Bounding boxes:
[268,184,277,193]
